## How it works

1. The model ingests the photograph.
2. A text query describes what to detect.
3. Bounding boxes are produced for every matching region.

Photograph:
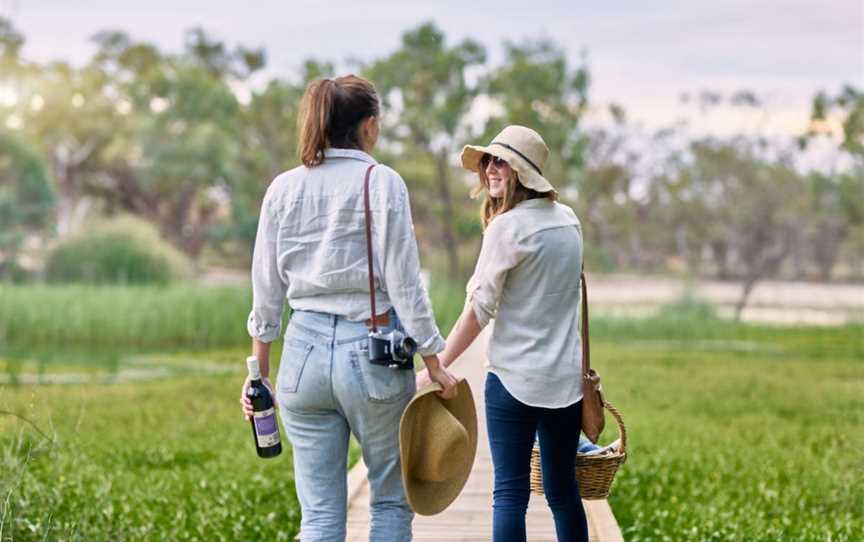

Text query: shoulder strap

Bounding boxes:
[363,165,378,332]
[581,265,591,375]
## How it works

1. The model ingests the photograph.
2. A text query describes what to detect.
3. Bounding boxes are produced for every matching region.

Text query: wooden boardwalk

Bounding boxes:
[343,328,625,541]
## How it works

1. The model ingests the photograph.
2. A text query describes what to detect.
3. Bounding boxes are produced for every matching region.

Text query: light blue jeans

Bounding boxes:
[276,309,415,542]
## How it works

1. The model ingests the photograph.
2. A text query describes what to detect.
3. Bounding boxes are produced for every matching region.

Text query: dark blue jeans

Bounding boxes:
[485,372,588,542]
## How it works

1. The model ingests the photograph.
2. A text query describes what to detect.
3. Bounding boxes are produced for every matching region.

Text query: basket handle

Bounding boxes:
[603,400,627,455]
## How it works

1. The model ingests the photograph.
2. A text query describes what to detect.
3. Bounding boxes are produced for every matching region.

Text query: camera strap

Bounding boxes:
[363,164,378,333]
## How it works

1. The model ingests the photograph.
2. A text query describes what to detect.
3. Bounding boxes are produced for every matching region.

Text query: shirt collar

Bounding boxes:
[514,198,554,210]
[323,148,378,164]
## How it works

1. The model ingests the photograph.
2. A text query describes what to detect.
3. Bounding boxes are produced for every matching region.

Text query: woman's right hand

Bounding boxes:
[423,355,458,399]
[415,368,432,390]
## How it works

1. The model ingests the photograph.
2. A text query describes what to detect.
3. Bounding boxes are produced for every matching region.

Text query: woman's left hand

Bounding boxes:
[240,376,275,421]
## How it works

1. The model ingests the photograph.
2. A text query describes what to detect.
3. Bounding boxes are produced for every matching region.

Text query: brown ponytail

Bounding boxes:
[297,75,380,168]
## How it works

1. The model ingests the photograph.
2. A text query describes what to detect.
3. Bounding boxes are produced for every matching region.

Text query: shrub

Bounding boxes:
[656,291,720,322]
[45,215,192,285]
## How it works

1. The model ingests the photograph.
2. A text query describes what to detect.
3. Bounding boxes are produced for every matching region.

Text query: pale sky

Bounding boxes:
[3,0,863,137]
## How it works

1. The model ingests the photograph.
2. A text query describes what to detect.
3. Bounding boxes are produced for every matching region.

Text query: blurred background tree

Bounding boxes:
[0,130,54,280]
[1,16,861,294]
[367,22,486,279]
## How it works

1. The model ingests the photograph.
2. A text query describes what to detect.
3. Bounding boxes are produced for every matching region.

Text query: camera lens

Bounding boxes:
[396,336,417,360]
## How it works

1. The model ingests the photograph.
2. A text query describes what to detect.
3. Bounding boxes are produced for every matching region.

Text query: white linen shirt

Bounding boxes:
[466,198,584,408]
[247,148,445,356]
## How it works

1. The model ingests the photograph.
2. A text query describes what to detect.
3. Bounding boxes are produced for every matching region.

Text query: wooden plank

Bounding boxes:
[584,500,625,542]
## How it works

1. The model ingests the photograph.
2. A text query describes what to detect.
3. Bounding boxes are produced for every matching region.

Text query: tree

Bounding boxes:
[0,16,24,68]
[483,40,590,196]
[661,139,806,319]
[577,106,670,271]
[804,85,864,278]
[804,171,856,280]
[50,30,251,258]
[0,131,55,278]
[367,22,486,279]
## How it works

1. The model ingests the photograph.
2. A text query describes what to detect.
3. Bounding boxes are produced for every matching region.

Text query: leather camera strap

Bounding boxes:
[363,164,378,333]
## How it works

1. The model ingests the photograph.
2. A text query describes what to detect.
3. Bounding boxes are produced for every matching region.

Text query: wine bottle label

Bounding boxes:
[253,408,280,448]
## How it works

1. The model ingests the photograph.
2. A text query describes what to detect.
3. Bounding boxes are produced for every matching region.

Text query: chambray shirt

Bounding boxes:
[247,148,446,356]
[466,198,584,408]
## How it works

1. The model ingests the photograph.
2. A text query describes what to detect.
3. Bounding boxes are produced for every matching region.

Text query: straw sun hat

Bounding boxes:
[399,379,477,516]
[460,125,556,193]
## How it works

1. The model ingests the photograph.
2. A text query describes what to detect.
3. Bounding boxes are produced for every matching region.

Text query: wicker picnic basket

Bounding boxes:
[529,270,627,500]
[529,399,627,499]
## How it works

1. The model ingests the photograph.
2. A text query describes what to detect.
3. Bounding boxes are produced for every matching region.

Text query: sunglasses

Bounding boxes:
[480,154,508,169]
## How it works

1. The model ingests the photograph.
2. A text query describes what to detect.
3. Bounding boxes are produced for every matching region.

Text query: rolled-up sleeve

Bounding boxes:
[378,171,446,356]
[247,188,288,343]
[466,218,525,329]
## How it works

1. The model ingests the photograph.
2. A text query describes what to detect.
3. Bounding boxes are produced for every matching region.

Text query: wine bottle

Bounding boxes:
[246,356,282,458]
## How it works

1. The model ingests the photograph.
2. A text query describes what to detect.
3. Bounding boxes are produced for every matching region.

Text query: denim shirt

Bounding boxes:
[466,198,584,408]
[247,148,445,356]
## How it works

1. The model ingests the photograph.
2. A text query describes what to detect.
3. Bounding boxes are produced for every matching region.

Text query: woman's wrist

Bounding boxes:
[437,351,452,368]
[422,354,442,371]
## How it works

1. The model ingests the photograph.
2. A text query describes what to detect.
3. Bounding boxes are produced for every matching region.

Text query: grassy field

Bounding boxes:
[1,284,862,541]
[0,282,465,349]
[600,334,863,541]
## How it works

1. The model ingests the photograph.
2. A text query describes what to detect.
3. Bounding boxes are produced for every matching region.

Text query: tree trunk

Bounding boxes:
[711,240,730,279]
[733,273,759,322]
[813,223,847,282]
[434,150,460,280]
[110,166,159,219]
[54,160,78,237]
[734,230,793,321]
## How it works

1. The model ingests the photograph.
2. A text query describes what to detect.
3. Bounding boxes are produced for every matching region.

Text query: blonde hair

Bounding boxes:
[470,159,557,229]
[297,75,380,168]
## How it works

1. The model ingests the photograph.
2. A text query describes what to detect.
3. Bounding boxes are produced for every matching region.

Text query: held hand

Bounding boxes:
[427,364,459,400]
[415,368,432,390]
[240,375,275,421]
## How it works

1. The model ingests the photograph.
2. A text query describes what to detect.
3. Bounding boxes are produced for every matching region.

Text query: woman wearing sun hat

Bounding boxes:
[417,125,588,541]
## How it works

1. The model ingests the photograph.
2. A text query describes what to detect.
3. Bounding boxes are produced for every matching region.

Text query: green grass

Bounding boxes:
[596,338,863,541]
[0,284,252,348]
[1,284,862,540]
[1,370,302,541]
[0,281,465,348]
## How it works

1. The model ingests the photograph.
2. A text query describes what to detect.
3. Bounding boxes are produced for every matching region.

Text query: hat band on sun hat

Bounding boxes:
[490,142,543,175]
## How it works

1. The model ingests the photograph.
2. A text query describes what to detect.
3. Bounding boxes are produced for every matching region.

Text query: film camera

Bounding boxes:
[368,328,417,370]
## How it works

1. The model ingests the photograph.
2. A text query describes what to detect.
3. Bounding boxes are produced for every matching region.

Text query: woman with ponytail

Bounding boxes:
[241,75,458,541]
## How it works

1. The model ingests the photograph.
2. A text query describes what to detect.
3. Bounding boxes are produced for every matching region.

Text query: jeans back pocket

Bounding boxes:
[278,338,314,393]
[350,345,414,403]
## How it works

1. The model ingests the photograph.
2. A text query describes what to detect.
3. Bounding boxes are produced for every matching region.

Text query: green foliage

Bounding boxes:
[655,292,720,322]
[367,21,487,279]
[0,283,247,347]
[428,279,466,335]
[809,85,864,159]
[484,39,590,185]
[600,335,863,541]
[0,280,467,349]
[3,15,861,283]
[44,216,192,285]
[0,373,304,541]
[654,139,807,293]
[0,131,55,278]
